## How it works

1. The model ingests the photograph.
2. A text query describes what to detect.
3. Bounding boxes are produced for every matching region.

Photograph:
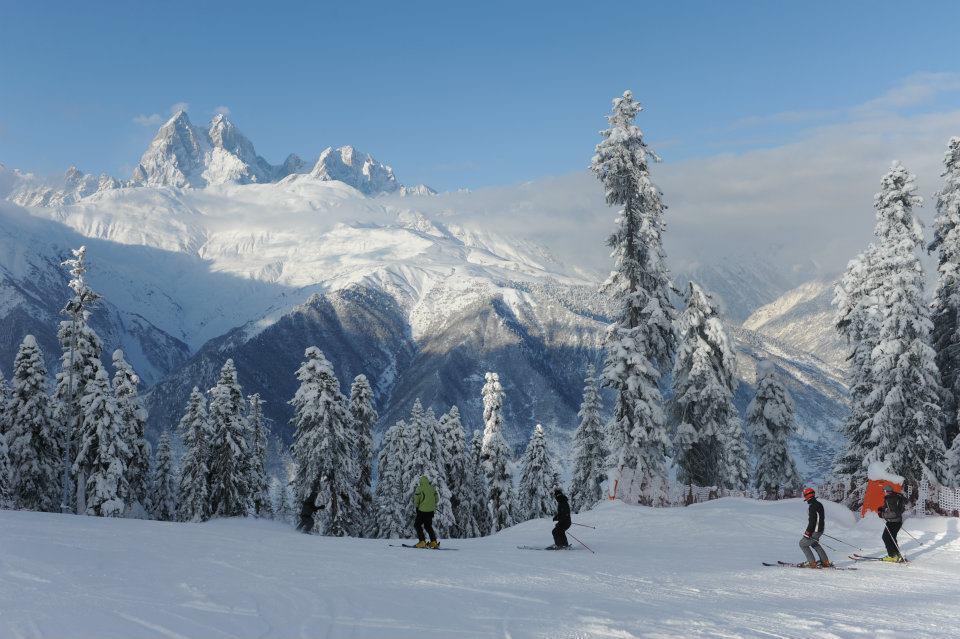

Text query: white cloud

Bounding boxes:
[214,105,231,116]
[132,113,164,127]
[170,101,190,114]
[857,72,960,113]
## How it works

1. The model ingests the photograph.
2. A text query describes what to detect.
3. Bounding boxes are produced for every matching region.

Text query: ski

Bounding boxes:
[762,561,857,571]
[389,544,458,551]
[516,545,574,551]
[850,554,907,563]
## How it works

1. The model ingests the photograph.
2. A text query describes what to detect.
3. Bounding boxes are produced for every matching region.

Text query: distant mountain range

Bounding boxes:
[0,113,848,481]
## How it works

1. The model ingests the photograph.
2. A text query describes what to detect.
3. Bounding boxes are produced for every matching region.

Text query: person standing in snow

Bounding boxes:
[413,475,440,549]
[799,487,831,568]
[549,488,572,549]
[877,485,908,562]
[297,488,320,533]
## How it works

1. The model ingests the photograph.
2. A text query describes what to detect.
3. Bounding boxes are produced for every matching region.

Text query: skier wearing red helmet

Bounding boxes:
[799,488,832,568]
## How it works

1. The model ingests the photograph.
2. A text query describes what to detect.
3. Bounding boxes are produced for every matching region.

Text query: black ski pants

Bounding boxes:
[882,521,903,557]
[415,510,437,542]
[552,520,571,547]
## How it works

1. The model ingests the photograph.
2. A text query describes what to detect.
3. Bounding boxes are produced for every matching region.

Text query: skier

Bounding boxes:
[297,488,320,533]
[799,487,832,568]
[413,475,440,549]
[877,485,908,562]
[548,487,571,549]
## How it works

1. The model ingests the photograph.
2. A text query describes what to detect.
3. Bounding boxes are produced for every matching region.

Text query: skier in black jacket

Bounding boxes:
[799,487,831,568]
[549,488,572,549]
[877,485,908,562]
[297,488,321,533]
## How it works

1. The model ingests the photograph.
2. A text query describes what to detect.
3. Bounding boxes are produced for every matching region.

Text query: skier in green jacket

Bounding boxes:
[413,475,440,549]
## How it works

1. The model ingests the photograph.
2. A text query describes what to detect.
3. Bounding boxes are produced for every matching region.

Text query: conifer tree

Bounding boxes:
[748,361,800,497]
[570,365,606,512]
[0,371,12,509]
[670,283,744,489]
[349,374,377,536]
[290,347,358,536]
[592,90,676,506]
[929,137,960,446]
[517,425,559,521]
[403,401,454,535]
[55,246,105,513]
[866,162,947,481]
[468,430,493,536]
[74,367,128,517]
[208,359,251,517]
[480,372,515,532]
[8,336,59,511]
[148,429,177,521]
[177,387,210,522]
[373,420,409,538]
[833,244,882,494]
[270,475,294,524]
[947,434,960,487]
[112,350,151,514]
[439,406,477,538]
[247,393,271,517]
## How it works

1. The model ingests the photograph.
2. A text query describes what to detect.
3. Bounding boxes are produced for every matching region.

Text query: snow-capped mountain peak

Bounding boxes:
[311,145,401,196]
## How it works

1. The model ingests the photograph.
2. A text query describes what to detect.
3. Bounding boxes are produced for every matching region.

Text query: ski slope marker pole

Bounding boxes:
[820,533,863,552]
[568,532,595,554]
[572,523,596,529]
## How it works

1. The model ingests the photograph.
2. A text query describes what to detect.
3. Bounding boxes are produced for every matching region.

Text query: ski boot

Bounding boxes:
[882,555,904,563]
[545,544,559,550]
[414,540,428,549]
[804,561,820,569]
[818,560,833,569]
[428,540,440,549]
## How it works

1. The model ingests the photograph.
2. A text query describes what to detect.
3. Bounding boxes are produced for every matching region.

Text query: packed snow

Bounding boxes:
[2,498,958,638]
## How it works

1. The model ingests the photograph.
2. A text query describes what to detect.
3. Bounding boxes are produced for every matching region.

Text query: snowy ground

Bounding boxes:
[2,499,958,639]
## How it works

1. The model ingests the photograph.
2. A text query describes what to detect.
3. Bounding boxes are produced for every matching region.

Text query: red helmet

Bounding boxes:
[803,488,815,500]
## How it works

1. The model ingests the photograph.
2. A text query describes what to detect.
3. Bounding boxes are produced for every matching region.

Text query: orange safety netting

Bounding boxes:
[861,479,902,518]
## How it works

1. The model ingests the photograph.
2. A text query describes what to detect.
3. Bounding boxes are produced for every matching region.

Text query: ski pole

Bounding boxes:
[572,523,596,529]
[900,527,922,544]
[568,531,595,554]
[885,523,908,562]
[820,533,864,552]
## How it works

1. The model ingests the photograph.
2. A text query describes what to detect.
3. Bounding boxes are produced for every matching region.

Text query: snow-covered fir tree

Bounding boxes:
[247,393,271,517]
[439,406,478,538]
[0,371,12,509]
[270,475,294,524]
[349,374,377,536]
[147,428,177,521]
[929,137,960,447]
[177,387,210,522]
[7,337,59,511]
[517,424,559,521]
[865,162,947,481]
[289,347,358,536]
[832,244,882,495]
[373,419,410,538]
[570,365,606,512]
[403,401,454,535]
[948,434,960,487]
[670,282,745,490]
[468,430,493,536]
[112,349,151,515]
[74,367,128,517]
[55,246,105,513]
[480,372,515,532]
[747,361,800,497]
[591,91,676,506]
[208,359,251,517]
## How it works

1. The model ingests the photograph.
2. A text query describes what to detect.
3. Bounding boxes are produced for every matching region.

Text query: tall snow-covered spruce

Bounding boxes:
[7,336,59,511]
[468,430,493,536]
[290,347,358,536]
[670,282,746,490]
[570,365,606,512]
[247,393,271,517]
[403,401,454,535]
[55,246,105,513]
[0,371,11,509]
[747,361,800,497]
[208,359,251,517]
[348,374,377,536]
[177,387,210,522]
[147,429,177,521]
[480,372,515,532]
[517,424,559,521]
[864,162,947,482]
[591,90,675,506]
[929,137,960,449]
[112,349,151,515]
[374,420,409,538]
[73,368,128,517]
[439,406,478,538]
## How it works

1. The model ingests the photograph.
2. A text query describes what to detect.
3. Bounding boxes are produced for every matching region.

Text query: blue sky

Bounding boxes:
[1,1,959,191]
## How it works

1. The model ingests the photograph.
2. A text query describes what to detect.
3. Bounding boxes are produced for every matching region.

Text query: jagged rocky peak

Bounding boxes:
[399,183,438,197]
[310,145,401,196]
[10,165,120,207]
[131,110,208,188]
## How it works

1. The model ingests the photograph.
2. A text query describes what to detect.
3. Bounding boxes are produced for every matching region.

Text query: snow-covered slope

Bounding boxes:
[3,499,957,638]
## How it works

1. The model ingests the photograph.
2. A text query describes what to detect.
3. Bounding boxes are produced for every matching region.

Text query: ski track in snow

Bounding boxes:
[2,499,958,639]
